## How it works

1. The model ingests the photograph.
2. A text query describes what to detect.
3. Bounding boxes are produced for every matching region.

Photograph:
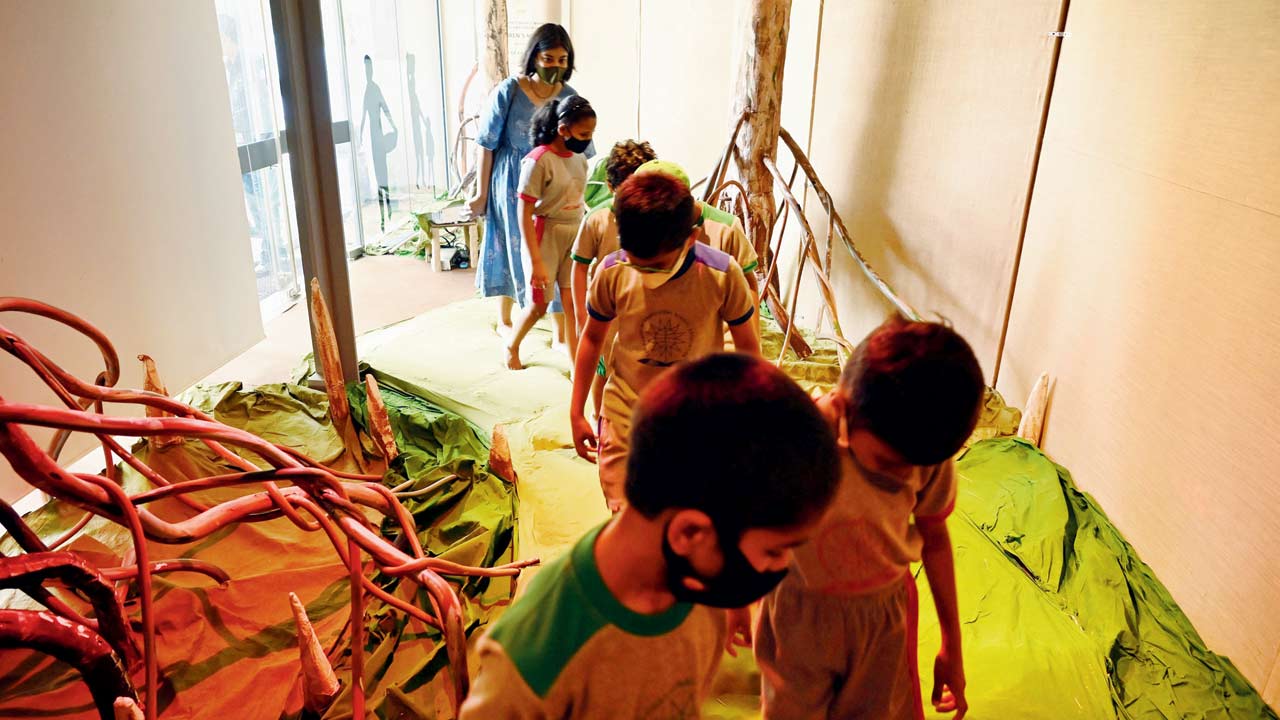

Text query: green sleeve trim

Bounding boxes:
[486,529,607,697]
[571,253,594,265]
[740,260,759,273]
[700,202,737,228]
[486,524,692,697]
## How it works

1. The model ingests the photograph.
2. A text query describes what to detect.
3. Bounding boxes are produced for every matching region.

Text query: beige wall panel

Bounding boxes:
[804,0,1061,375]
[999,0,1280,694]
[779,0,823,160]
[567,0,814,181]
[565,0,641,153]
[636,0,745,176]
[0,1,263,501]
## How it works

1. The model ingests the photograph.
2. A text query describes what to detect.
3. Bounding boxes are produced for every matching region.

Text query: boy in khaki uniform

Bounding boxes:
[571,140,657,418]
[569,173,760,512]
[461,354,842,719]
[633,160,760,301]
[754,317,984,720]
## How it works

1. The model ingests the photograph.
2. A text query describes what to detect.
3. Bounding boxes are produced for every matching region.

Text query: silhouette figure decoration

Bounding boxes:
[406,53,435,192]
[359,55,398,232]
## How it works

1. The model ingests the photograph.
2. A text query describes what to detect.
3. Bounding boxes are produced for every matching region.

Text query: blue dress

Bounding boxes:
[475,77,595,310]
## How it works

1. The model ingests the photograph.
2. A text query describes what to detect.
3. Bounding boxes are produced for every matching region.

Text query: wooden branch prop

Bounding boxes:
[0,609,135,720]
[776,127,922,321]
[763,156,846,343]
[701,112,749,205]
[478,0,509,93]
[363,375,398,462]
[136,355,182,449]
[290,592,340,715]
[309,278,369,474]
[1017,372,1052,447]
[0,296,543,718]
[488,424,517,484]
[762,284,813,360]
[732,0,792,261]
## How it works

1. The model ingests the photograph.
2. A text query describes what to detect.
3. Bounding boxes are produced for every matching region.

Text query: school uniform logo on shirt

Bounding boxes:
[638,311,693,367]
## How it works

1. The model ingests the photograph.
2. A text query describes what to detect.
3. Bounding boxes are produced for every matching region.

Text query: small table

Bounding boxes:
[420,206,480,272]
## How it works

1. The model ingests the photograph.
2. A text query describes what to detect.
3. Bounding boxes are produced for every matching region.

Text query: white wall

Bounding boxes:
[998,0,1280,701]
[0,1,263,501]
[566,0,746,180]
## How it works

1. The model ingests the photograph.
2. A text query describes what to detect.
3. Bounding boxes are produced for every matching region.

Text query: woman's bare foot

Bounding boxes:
[494,322,514,344]
[505,344,524,371]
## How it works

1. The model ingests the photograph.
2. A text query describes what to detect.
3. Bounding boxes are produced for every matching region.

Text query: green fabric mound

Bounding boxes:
[706,438,1276,720]
[954,438,1276,719]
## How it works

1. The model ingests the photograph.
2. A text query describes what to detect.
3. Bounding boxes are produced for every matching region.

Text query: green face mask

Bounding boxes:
[536,66,563,85]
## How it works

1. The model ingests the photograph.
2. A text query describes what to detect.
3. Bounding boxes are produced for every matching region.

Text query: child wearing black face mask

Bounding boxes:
[460,353,841,719]
[505,94,597,371]
[754,317,985,720]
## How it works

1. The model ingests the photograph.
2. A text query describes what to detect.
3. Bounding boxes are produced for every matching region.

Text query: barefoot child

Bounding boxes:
[570,173,760,512]
[505,94,596,370]
[461,353,842,718]
[755,317,984,720]
[570,140,657,418]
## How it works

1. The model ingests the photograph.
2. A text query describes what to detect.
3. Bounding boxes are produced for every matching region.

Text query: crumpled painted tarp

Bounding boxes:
[0,381,517,719]
[706,438,1277,719]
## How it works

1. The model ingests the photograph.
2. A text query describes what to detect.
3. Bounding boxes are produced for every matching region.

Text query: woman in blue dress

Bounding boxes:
[468,23,594,339]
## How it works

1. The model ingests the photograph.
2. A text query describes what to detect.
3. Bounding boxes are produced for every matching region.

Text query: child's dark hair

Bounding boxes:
[528,95,595,148]
[606,140,657,189]
[613,173,695,258]
[626,353,840,535]
[521,23,575,81]
[840,316,984,465]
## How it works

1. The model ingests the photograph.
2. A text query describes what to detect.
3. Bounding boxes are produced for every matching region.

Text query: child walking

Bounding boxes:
[570,173,760,512]
[633,160,760,303]
[754,316,984,720]
[505,94,597,370]
[570,139,657,418]
[461,353,842,718]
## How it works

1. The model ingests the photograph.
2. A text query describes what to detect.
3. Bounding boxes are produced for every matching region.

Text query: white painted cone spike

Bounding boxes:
[1016,372,1051,447]
[113,697,144,720]
[289,592,341,713]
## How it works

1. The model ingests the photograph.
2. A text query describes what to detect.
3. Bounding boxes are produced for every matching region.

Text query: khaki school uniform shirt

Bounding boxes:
[791,398,957,595]
[460,524,727,719]
[571,203,620,272]
[698,203,759,275]
[587,243,756,446]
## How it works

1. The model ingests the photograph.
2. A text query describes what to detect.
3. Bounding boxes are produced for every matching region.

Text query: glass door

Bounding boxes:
[215,0,302,322]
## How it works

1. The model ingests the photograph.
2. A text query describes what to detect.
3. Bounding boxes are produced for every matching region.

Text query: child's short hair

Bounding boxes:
[840,316,984,465]
[626,353,841,534]
[606,140,657,190]
[613,173,695,259]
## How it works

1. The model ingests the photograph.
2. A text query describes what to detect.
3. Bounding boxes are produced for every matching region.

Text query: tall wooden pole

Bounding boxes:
[732,0,791,259]
[479,0,510,92]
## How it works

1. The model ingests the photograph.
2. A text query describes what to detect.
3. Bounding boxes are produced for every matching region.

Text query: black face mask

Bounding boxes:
[661,520,788,608]
[563,136,591,154]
